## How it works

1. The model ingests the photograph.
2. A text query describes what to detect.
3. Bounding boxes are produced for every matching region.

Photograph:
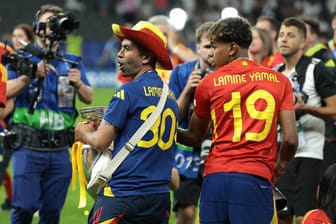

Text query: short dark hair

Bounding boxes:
[14,23,35,43]
[318,163,336,222]
[301,17,320,35]
[281,17,307,39]
[257,15,280,34]
[210,17,252,49]
[35,4,64,21]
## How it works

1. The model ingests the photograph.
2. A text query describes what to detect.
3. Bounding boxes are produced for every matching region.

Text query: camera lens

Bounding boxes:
[58,17,75,34]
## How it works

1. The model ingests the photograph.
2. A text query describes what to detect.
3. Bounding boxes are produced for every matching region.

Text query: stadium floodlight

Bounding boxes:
[169,8,188,31]
[221,7,239,19]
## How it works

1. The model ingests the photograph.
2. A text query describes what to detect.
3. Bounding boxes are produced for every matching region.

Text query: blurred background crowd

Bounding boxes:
[0,0,335,70]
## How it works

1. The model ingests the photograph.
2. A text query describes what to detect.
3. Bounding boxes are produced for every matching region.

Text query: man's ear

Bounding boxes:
[142,54,151,64]
[229,42,238,56]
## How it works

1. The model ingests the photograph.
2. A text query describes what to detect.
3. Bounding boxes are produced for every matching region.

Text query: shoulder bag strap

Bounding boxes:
[100,83,169,180]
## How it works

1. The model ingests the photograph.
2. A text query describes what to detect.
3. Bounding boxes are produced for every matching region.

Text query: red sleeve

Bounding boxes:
[302,209,332,224]
[0,64,7,108]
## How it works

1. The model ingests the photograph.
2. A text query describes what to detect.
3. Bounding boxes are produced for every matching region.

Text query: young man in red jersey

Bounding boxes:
[177,17,298,223]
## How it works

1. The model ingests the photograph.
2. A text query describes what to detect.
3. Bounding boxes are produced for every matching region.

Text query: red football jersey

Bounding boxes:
[0,64,7,108]
[194,59,294,182]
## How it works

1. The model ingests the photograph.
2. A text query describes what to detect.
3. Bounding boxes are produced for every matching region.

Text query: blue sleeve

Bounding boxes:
[103,85,130,129]
[168,65,183,99]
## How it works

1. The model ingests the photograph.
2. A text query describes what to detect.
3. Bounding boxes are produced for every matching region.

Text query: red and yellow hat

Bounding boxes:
[112,21,173,70]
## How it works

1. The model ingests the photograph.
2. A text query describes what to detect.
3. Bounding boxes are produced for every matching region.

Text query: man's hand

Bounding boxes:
[35,61,50,79]
[272,160,289,184]
[75,121,95,143]
[183,71,203,96]
[68,68,82,88]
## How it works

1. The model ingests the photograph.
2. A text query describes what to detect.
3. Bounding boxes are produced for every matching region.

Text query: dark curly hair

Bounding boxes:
[209,17,252,49]
[318,163,336,223]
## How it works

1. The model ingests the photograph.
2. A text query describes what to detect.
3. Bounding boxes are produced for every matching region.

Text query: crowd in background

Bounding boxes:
[1,0,336,69]
[1,1,336,224]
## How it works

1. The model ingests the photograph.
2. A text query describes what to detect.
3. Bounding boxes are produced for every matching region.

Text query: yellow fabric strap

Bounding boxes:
[71,141,88,208]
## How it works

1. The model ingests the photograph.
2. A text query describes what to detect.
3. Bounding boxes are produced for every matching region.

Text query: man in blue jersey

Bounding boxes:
[168,21,215,224]
[75,21,179,224]
[5,4,93,224]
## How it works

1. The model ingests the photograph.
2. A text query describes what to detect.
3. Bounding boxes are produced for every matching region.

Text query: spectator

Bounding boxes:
[275,17,336,224]
[301,163,336,224]
[249,26,275,67]
[96,34,119,69]
[169,21,215,224]
[148,15,198,67]
[6,4,93,223]
[301,16,336,179]
[11,24,35,51]
[0,23,35,212]
[302,17,336,67]
[328,7,336,58]
[256,15,285,67]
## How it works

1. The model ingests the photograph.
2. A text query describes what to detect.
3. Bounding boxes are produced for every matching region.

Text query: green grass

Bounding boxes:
[0,87,178,223]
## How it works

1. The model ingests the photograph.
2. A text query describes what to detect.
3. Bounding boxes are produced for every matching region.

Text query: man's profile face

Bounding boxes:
[210,40,231,69]
[117,39,143,79]
[197,37,214,68]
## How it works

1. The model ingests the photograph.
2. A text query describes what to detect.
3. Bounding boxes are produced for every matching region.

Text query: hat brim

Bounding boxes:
[112,24,172,70]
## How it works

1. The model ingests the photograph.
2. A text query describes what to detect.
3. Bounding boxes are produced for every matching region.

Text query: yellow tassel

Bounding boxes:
[70,141,89,208]
[76,141,88,208]
[71,142,79,191]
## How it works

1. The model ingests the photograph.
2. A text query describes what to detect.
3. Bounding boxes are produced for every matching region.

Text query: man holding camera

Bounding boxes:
[168,21,214,224]
[5,4,93,224]
[275,17,336,224]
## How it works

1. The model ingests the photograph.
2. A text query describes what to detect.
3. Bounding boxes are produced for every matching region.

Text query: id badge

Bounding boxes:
[174,143,200,179]
[57,76,75,108]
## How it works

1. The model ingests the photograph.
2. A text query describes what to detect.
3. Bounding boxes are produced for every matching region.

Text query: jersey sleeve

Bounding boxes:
[302,209,332,224]
[194,77,211,118]
[104,85,130,129]
[0,64,7,107]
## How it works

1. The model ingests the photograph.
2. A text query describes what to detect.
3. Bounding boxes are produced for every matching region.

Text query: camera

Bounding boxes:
[47,12,79,41]
[294,91,308,104]
[1,51,37,79]
[294,91,308,119]
[0,129,17,150]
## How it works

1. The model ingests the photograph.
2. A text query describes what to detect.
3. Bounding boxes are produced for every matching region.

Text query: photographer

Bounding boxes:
[168,21,215,224]
[5,4,93,224]
[0,23,35,212]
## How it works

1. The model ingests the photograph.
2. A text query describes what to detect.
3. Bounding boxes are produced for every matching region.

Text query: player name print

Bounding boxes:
[213,72,281,87]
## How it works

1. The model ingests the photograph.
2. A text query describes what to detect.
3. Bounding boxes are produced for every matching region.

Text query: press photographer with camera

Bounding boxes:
[4,4,93,224]
[0,23,35,212]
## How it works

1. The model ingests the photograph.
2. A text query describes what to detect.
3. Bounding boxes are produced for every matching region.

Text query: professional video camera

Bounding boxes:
[36,11,79,41]
[1,50,37,79]
[0,129,17,150]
